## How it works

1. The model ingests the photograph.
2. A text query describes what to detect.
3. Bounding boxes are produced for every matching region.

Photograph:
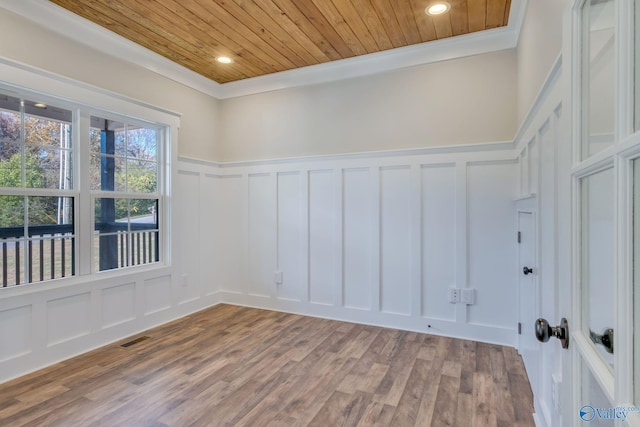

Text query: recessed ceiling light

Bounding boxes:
[34,103,47,108]
[216,56,232,64]
[425,2,451,16]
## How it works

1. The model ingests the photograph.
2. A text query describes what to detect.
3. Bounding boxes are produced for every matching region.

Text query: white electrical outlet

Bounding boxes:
[448,288,460,303]
[461,288,475,305]
[274,271,283,284]
[181,273,188,287]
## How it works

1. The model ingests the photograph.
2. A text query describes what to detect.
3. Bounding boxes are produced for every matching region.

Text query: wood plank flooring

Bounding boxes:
[0,304,535,426]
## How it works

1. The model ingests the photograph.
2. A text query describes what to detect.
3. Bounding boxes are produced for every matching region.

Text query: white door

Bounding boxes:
[517,209,539,396]
[555,0,640,425]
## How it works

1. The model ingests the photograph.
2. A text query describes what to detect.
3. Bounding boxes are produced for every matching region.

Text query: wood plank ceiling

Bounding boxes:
[48,0,512,84]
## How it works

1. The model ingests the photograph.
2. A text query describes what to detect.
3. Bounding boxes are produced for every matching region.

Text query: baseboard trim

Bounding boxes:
[218,292,517,347]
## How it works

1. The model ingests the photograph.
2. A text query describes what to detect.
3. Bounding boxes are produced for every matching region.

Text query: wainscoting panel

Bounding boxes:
[176,171,201,304]
[467,161,518,328]
[380,165,412,316]
[201,174,221,296]
[47,293,91,346]
[0,305,32,362]
[308,169,336,306]
[248,173,276,298]
[342,168,373,310]
[421,164,457,321]
[277,172,303,302]
[219,175,246,294]
[101,282,136,328]
[143,275,172,315]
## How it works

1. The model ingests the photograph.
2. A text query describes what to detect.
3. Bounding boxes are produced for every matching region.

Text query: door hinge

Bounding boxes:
[518,322,522,335]
[517,231,521,243]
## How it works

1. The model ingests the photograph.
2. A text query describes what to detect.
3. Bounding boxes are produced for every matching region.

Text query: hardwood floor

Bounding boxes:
[0,304,535,426]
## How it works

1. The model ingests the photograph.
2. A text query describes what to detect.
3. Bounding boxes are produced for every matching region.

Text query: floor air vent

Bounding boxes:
[120,336,151,348]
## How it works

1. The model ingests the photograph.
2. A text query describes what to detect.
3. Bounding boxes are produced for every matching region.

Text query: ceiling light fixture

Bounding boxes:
[425,2,451,16]
[34,103,47,108]
[216,56,232,64]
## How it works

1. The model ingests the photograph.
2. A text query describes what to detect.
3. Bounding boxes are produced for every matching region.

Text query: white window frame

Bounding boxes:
[0,59,178,292]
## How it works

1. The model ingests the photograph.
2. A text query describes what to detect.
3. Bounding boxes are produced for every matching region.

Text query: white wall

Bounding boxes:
[0,8,221,162]
[219,50,518,162]
[176,142,520,345]
[517,0,564,124]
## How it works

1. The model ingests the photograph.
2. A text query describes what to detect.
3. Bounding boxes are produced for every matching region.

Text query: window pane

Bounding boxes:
[90,116,126,156]
[0,145,22,188]
[27,197,74,283]
[128,160,157,193]
[581,168,615,368]
[0,195,24,229]
[90,155,125,192]
[0,94,21,142]
[127,126,157,161]
[25,147,73,190]
[0,195,24,287]
[94,198,128,233]
[94,198,159,271]
[582,0,616,159]
[129,199,158,227]
[28,196,73,227]
[24,102,72,148]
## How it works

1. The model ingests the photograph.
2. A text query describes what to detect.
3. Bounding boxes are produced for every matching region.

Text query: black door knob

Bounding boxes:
[535,318,569,349]
[523,266,534,275]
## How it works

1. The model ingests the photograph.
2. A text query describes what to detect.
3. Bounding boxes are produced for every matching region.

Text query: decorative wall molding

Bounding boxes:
[175,143,521,351]
[178,140,515,169]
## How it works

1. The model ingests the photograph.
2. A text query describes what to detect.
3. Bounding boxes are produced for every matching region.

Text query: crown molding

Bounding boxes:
[1,0,525,100]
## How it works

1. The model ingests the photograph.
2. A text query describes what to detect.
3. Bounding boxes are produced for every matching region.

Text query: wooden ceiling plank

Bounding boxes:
[310,0,368,56]
[217,0,311,68]
[287,0,355,58]
[328,0,383,53]
[486,0,507,29]
[268,0,342,60]
[503,0,512,26]
[231,0,322,66]
[409,0,438,42]
[49,0,244,82]
[187,0,301,71]
[388,0,422,45]
[431,15,453,39]
[349,0,395,51]
[468,0,487,32]
[369,0,408,47]
[449,0,470,36]
[155,0,281,76]
[133,0,272,79]
[252,0,331,64]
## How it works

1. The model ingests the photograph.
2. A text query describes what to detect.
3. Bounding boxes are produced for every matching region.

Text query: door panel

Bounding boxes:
[580,168,615,368]
[581,0,616,159]
[580,363,613,425]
